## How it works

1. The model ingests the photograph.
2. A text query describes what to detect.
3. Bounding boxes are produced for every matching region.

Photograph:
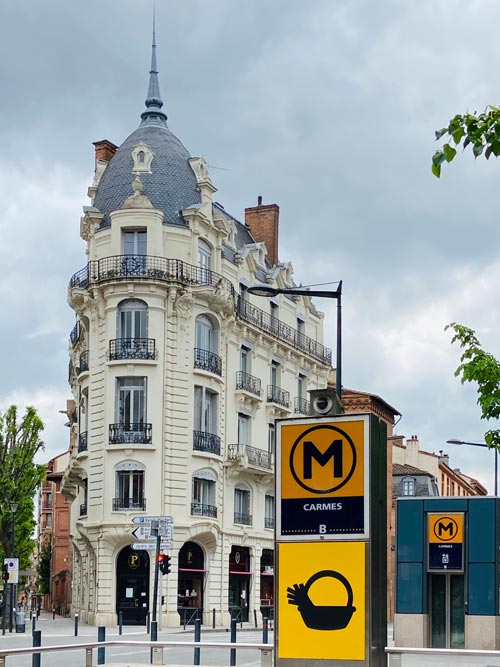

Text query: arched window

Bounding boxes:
[191,469,217,517]
[402,476,416,496]
[194,315,221,375]
[117,300,148,339]
[138,151,145,163]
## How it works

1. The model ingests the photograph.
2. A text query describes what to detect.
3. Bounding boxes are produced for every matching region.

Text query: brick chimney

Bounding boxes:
[93,139,118,162]
[245,196,280,266]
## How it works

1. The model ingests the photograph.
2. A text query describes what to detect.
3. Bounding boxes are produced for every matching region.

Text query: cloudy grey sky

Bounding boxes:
[1,0,500,490]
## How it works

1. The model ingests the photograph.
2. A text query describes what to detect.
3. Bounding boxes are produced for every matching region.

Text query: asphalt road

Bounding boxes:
[0,615,271,666]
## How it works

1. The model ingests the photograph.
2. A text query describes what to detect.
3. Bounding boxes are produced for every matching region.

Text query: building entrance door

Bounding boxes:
[116,546,149,625]
[430,573,465,648]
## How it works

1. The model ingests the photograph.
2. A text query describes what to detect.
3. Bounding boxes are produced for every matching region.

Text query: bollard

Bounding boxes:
[146,611,150,634]
[32,615,36,635]
[32,629,41,667]
[194,618,201,666]
[150,620,157,664]
[119,610,123,635]
[254,609,258,628]
[212,608,216,629]
[263,618,268,644]
[74,613,79,637]
[52,608,56,620]
[97,626,105,665]
[230,617,237,667]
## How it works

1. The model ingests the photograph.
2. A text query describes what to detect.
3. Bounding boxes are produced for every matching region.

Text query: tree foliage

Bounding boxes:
[432,106,500,177]
[37,537,52,595]
[0,405,45,569]
[446,323,500,449]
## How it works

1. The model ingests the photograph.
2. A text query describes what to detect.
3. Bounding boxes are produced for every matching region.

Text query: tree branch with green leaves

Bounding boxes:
[446,323,500,450]
[432,106,500,177]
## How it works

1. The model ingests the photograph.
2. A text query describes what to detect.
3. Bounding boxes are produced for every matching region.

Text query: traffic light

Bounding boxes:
[158,553,171,575]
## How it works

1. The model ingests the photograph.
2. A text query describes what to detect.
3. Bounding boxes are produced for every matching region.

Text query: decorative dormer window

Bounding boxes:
[132,142,153,173]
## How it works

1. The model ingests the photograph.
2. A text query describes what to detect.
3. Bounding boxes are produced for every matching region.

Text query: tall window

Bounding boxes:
[117,378,146,425]
[198,239,212,284]
[238,413,250,445]
[115,463,145,510]
[270,302,279,333]
[194,386,218,434]
[195,315,217,352]
[402,476,416,496]
[297,373,306,398]
[240,346,250,373]
[192,471,216,517]
[265,494,275,529]
[268,423,275,455]
[123,230,147,255]
[270,360,280,387]
[234,485,251,524]
[117,300,148,339]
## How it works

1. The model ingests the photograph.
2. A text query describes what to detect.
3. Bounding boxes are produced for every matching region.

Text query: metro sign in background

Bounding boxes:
[277,415,370,540]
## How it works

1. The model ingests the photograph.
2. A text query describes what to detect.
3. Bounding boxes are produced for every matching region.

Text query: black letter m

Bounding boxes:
[303,440,343,479]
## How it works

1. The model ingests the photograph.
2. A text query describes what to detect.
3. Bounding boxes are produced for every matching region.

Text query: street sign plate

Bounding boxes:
[131,515,173,524]
[131,541,173,551]
[277,415,369,540]
[427,512,464,571]
[277,541,366,661]
[4,557,19,584]
[132,525,173,540]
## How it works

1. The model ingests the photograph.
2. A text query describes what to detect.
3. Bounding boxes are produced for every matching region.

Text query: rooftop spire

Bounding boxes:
[141,10,168,126]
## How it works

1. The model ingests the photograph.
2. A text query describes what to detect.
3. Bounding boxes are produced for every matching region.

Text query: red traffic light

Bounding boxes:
[158,553,171,575]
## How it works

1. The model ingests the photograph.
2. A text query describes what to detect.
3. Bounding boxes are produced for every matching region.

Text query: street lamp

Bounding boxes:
[246,282,343,403]
[8,502,17,634]
[446,439,497,496]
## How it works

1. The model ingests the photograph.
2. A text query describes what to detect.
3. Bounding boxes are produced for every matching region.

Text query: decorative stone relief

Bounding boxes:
[122,175,153,209]
[173,290,193,318]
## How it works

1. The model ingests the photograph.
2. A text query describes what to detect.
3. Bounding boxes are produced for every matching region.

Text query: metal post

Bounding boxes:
[119,610,123,635]
[97,626,105,665]
[194,618,201,665]
[495,448,498,496]
[146,611,150,634]
[52,608,55,620]
[32,629,41,667]
[336,281,342,404]
[1,582,6,635]
[253,608,257,627]
[263,617,268,644]
[32,614,36,634]
[152,522,161,624]
[150,620,157,664]
[74,613,78,636]
[8,585,13,632]
[230,617,237,667]
[212,607,215,628]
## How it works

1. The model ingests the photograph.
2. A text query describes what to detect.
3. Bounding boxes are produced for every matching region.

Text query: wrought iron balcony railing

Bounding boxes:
[191,502,217,518]
[79,502,87,516]
[294,397,311,415]
[77,350,89,374]
[69,256,331,365]
[235,371,262,397]
[78,432,88,453]
[109,338,156,361]
[234,512,252,526]
[112,497,146,511]
[237,296,332,365]
[193,430,221,456]
[227,444,272,469]
[109,423,152,445]
[265,517,275,529]
[194,348,222,376]
[70,321,81,346]
[267,385,290,409]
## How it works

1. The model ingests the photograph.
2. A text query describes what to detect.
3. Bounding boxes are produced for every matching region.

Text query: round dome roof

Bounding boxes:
[93,123,201,226]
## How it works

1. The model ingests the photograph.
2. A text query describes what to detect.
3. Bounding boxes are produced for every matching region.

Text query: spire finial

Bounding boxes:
[141,10,167,126]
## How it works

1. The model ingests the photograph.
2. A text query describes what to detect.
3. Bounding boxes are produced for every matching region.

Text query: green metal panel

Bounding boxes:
[424,499,468,511]
[468,498,495,562]
[396,499,424,562]
[468,563,495,615]
[396,562,424,613]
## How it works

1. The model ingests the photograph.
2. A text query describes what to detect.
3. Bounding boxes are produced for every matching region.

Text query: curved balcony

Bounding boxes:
[236,371,262,397]
[193,430,221,456]
[78,432,88,453]
[234,512,252,526]
[191,502,217,518]
[109,338,156,361]
[194,348,222,376]
[70,321,81,346]
[227,444,272,471]
[267,385,290,409]
[109,423,152,445]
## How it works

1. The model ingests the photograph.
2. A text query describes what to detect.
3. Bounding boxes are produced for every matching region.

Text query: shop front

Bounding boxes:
[177,542,205,625]
[260,549,274,621]
[228,546,251,622]
[115,546,149,625]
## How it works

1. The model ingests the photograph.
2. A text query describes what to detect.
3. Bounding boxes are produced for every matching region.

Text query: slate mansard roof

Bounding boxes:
[93,123,202,227]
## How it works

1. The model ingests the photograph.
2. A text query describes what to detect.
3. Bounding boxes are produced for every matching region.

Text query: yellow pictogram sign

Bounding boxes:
[277,416,369,539]
[277,541,366,661]
[428,513,463,544]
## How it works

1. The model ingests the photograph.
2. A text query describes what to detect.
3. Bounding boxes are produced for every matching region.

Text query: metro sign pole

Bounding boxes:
[275,414,387,667]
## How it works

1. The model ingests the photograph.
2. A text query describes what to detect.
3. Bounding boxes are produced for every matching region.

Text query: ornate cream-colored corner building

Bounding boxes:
[61,33,332,627]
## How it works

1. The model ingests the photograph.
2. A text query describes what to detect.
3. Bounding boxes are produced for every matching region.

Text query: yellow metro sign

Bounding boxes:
[428,513,464,571]
[277,541,366,661]
[428,513,463,543]
[277,415,369,540]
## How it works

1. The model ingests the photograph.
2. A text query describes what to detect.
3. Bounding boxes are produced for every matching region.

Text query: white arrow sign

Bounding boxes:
[132,524,173,540]
[131,541,173,551]
[132,516,173,525]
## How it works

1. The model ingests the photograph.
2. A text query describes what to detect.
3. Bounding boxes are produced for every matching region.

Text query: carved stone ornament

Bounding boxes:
[173,291,194,318]
[131,142,153,173]
[122,175,153,209]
